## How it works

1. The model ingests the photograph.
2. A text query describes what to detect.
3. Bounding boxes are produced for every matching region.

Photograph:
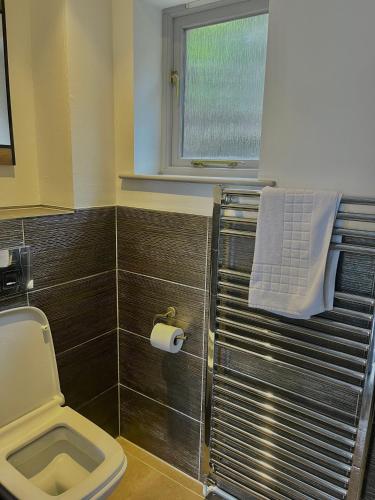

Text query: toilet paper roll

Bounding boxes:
[150,323,184,354]
[0,250,11,269]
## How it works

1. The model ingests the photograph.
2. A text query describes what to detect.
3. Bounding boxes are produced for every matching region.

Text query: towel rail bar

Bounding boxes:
[216,364,359,422]
[212,474,271,500]
[219,268,251,279]
[221,213,375,225]
[216,325,366,368]
[214,373,357,434]
[217,292,373,323]
[217,304,371,339]
[220,227,375,255]
[221,215,375,239]
[212,430,349,488]
[218,271,375,307]
[217,316,368,353]
[212,412,352,474]
[222,202,375,220]
[204,186,375,499]
[213,425,351,485]
[214,386,356,446]
[214,467,289,500]
[213,473,271,500]
[216,340,363,391]
[221,189,375,206]
[329,307,373,322]
[306,316,371,338]
[211,440,348,499]
[214,395,354,459]
[211,452,330,500]
[216,334,364,384]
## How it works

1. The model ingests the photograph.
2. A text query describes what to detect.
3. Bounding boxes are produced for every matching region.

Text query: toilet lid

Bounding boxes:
[0,307,63,428]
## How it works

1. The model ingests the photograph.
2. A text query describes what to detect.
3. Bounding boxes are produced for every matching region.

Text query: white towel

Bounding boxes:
[248,187,342,319]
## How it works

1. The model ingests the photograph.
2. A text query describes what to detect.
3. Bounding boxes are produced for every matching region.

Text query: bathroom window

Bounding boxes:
[162,0,269,176]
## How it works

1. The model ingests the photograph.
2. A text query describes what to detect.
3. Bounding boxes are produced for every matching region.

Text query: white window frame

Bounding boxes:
[161,0,269,178]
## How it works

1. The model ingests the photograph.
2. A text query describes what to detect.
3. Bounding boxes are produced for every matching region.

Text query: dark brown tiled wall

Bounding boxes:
[117,207,207,288]
[2,203,375,492]
[117,206,210,480]
[0,208,118,437]
[118,271,205,357]
[0,220,24,248]
[120,386,201,477]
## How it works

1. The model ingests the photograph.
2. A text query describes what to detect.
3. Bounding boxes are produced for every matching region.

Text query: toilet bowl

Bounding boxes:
[0,307,127,499]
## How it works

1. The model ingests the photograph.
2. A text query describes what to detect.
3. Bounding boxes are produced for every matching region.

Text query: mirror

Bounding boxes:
[0,0,14,165]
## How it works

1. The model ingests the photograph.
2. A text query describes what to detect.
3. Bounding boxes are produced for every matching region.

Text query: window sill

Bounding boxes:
[119,173,275,187]
[0,205,74,221]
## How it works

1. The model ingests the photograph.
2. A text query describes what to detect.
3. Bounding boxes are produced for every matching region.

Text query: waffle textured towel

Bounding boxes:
[248,187,342,319]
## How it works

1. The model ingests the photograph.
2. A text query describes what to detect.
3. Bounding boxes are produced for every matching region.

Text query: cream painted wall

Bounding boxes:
[133,0,162,175]
[3,0,375,212]
[30,0,74,208]
[259,0,375,196]
[0,0,40,207]
[114,0,215,215]
[115,0,375,216]
[113,0,134,179]
[1,0,116,209]
[66,0,116,208]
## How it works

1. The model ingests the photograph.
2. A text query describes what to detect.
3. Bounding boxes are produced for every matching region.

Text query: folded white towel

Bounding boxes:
[248,187,342,319]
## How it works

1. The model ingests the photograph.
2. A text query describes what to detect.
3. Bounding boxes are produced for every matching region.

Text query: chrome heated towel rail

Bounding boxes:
[204,186,375,500]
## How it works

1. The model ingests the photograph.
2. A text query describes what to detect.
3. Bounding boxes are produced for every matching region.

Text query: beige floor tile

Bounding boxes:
[110,438,203,500]
[118,438,203,495]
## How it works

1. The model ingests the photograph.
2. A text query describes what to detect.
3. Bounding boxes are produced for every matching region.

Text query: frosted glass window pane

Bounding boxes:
[182,14,268,160]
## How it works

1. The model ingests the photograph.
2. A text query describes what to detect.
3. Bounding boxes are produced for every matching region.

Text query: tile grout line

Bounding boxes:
[28,269,116,295]
[119,383,201,424]
[198,217,210,481]
[115,206,121,437]
[118,327,204,361]
[56,329,117,358]
[21,219,30,306]
[76,383,118,411]
[118,268,206,292]
[21,218,26,246]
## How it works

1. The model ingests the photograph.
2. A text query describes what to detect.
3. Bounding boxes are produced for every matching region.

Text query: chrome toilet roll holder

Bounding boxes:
[152,307,187,342]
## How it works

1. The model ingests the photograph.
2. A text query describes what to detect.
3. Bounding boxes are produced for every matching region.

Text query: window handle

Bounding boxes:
[192,160,240,168]
[170,70,180,99]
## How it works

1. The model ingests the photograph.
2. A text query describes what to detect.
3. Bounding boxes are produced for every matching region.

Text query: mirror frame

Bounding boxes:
[0,0,15,165]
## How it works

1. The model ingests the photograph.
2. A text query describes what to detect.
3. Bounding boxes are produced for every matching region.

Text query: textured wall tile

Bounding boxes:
[57,331,117,409]
[24,207,116,289]
[119,270,205,357]
[120,386,200,478]
[119,331,202,420]
[118,207,208,289]
[0,294,28,312]
[30,271,117,354]
[336,252,375,297]
[78,386,119,438]
[0,220,23,249]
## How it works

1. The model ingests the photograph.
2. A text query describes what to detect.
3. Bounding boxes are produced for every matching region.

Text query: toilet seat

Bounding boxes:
[0,308,126,499]
[0,404,126,499]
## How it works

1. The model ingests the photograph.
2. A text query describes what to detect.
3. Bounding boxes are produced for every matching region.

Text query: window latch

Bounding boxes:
[170,70,180,99]
[191,160,239,168]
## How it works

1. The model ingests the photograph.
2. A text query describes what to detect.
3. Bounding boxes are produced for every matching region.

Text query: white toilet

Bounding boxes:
[0,307,127,499]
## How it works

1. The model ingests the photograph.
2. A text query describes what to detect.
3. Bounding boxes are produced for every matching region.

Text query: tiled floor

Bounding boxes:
[110,438,204,500]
